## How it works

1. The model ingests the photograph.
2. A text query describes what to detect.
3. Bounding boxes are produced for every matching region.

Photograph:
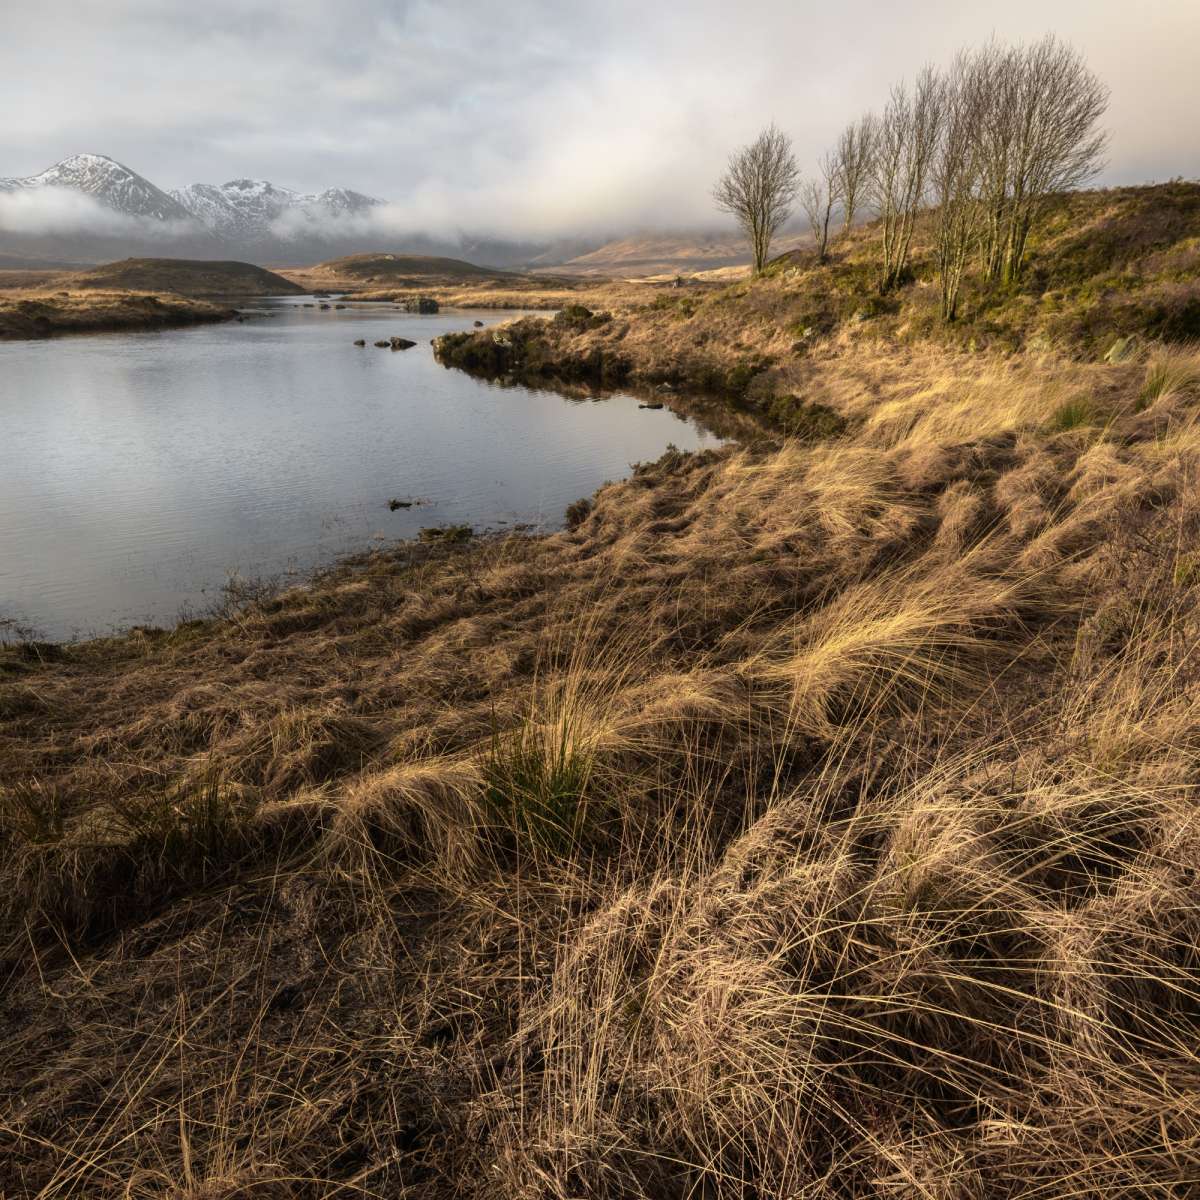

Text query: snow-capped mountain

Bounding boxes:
[170,178,382,242]
[0,153,581,268]
[0,154,381,247]
[0,153,195,222]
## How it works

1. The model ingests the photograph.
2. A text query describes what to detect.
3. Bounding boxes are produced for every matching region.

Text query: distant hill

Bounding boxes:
[288,252,517,289]
[545,230,812,277]
[63,258,305,297]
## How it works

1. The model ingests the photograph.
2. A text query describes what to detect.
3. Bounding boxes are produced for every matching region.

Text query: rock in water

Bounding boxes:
[401,296,439,314]
[353,339,366,346]
[390,336,417,350]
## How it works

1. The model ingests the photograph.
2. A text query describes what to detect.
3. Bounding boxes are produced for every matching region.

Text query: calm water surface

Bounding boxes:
[0,298,722,639]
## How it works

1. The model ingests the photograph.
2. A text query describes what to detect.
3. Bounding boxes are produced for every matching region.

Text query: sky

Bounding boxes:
[2,0,1197,239]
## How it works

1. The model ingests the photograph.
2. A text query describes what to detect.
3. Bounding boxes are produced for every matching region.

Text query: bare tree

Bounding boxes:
[869,66,943,291]
[834,114,876,234]
[974,36,1108,285]
[714,123,801,274]
[801,152,841,262]
[1002,36,1108,282]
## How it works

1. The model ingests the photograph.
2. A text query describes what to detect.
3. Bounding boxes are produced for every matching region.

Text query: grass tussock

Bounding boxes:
[3,337,1200,1195]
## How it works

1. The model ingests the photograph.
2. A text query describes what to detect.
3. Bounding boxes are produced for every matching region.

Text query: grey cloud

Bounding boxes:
[2,0,1197,241]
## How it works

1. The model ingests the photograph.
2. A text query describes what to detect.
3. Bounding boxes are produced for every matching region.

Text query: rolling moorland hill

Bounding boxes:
[63,257,306,297]
[2,182,1200,1196]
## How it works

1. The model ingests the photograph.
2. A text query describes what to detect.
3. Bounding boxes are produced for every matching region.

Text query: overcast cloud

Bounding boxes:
[2,0,1197,238]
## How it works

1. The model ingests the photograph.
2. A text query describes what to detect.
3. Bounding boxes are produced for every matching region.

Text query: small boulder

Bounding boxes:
[1104,335,1140,364]
[390,336,417,350]
[388,498,413,510]
[319,303,331,310]
[335,304,347,310]
[473,319,484,327]
[353,339,366,346]
[373,339,390,348]
[639,401,665,410]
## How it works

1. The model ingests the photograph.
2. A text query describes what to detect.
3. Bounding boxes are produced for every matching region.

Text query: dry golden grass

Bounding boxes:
[3,342,1200,1196]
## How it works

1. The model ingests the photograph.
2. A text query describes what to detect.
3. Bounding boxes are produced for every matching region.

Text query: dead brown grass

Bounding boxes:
[3,342,1200,1195]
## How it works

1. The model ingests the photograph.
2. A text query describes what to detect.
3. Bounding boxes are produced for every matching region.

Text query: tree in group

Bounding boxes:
[833,114,876,235]
[868,65,943,292]
[714,123,801,274]
[974,36,1108,285]
[801,151,842,263]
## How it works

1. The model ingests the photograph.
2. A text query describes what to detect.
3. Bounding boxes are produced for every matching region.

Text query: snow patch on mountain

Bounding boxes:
[0,154,195,223]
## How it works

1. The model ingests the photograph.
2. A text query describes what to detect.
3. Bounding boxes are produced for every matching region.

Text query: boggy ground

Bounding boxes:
[3,333,1200,1196]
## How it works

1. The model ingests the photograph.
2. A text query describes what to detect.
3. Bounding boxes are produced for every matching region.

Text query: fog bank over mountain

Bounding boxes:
[2,1,1197,245]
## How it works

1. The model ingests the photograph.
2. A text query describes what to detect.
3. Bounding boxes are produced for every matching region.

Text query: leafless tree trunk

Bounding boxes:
[713,124,801,275]
[932,55,985,321]
[869,66,943,292]
[801,152,841,263]
[834,114,875,234]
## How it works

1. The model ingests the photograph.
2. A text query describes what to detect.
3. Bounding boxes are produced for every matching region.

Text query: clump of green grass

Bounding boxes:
[481,717,593,854]
[1174,555,1200,587]
[1137,347,1200,411]
[1046,396,1098,432]
[419,524,473,544]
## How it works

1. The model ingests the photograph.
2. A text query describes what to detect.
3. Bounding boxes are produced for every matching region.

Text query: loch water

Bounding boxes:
[0,298,722,639]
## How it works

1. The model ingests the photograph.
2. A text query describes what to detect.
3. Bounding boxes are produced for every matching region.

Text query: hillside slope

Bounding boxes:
[64,257,305,297]
[438,182,1200,413]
